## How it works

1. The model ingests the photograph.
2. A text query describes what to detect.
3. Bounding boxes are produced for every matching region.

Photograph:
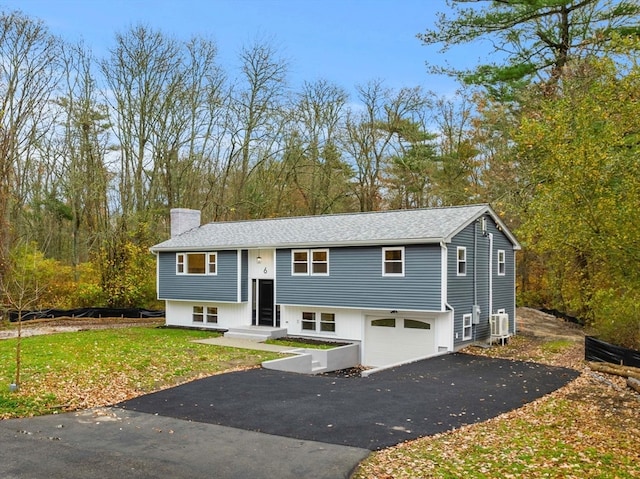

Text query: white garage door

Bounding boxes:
[364,316,435,367]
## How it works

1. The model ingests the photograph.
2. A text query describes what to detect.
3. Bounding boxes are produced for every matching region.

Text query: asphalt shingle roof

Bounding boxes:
[151,204,517,251]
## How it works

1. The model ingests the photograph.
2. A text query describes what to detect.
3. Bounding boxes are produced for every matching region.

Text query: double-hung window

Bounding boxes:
[457,247,467,276]
[193,306,218,324]
[311,249,329,274]
[382,247,404,276]
[301,311,336,333]
[462,313,472,340]
[177,252,217,275]
[497,250,506,276]
[292,249,329,275]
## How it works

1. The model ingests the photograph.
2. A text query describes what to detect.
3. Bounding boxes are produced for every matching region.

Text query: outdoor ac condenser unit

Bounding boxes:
[490,313,509,337]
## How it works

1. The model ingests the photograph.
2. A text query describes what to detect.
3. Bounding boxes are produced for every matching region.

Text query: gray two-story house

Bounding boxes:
[151,204,520,368]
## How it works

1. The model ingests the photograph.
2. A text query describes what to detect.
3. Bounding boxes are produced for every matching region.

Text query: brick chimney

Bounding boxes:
[170,208,201,238]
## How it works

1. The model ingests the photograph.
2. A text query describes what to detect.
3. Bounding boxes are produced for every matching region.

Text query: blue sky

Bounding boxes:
[1,0,481,98]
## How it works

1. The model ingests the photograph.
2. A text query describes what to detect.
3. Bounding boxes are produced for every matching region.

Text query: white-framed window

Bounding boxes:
[382,247,404,276]
[292,250,309,275]
[193,306,218,324]
[457,247,467,276]
[292,249,330,276]
[462,313,473,340]
[301,311,316,330]
[497,250,506,276]
[311,249,329,275]
[206,307,218,323]
[177,252,217,275]
[301,311,336,333]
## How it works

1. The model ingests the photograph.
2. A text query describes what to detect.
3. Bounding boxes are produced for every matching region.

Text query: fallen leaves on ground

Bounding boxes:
[354,310,640,478]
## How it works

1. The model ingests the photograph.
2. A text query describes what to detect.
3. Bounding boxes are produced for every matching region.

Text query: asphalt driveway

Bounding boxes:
[116,353,579,450]
[0,353,578,479]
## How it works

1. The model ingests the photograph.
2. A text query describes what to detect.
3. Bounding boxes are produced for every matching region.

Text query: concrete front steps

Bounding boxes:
[223,326,287,341]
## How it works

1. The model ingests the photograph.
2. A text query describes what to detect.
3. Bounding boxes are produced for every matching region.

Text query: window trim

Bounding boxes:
[311,249,330,275]
[301,310,336,333]
[497,249,506,276]
[301,311,316,330]
[292,249,330,276]
[207,253,217,274]
[457,247,467,276]
[177,252,218,275]
[382,246,405,277]
[206,306,218,323]
[292,249,309,275]
[193,305,204,322]
[319,312,336,332]
[462,313,473,340]
[193,305,218,324]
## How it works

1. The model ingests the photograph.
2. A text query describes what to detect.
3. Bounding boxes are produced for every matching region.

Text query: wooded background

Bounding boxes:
[0,1,638,348]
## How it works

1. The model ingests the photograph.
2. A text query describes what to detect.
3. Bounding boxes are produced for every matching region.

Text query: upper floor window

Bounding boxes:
[311,249,329,274]
[177,252,217,275]
[383,247,404,276]
[292,249,329,275]
[497,250,506,276]
[457,247,467,276]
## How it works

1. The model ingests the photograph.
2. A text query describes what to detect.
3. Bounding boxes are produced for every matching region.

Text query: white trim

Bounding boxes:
[300,310,337,334]
[382,246,405,277]
[176,253,185,274]
[155,251,161,300]
[440,242,448,310]
[311,249,330,276]
[237,249,242,302]
[291,249,309,275]
[462,313,473,340]
[456,246,467,276]
[488,233,493,315]
[292,248,331,276]
[497,249,506,276]
[176,251,218,275]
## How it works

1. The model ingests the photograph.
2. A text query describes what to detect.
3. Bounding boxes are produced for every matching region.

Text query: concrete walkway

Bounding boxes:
[193,336,298,353]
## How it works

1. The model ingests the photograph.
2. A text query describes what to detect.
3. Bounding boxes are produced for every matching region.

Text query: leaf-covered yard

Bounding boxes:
[353,309,640,478]
[0,322,280,418]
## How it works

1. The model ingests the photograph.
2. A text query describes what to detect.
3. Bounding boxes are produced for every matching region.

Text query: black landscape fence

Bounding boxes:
[585,336,640,368]
[6,308,165,322]
[540,308,584,325]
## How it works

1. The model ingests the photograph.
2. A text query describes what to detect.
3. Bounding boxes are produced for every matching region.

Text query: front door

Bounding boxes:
[257,279,274,326]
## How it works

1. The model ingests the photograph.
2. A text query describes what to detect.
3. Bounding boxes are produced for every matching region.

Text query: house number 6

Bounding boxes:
[263,267,268,274]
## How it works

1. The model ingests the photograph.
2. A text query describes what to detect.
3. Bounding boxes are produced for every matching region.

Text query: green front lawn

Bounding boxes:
[0,326,281,419]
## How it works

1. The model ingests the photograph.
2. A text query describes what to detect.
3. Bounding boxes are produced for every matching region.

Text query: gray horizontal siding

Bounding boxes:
[276,244,442,311]
[449,216,517,347]
[157,250,239,302]
[492,227,516,330]
[241,249,248,302]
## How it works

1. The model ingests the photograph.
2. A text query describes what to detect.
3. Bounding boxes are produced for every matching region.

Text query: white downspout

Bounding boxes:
[441,241,455,352]
[488,233,493,317]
